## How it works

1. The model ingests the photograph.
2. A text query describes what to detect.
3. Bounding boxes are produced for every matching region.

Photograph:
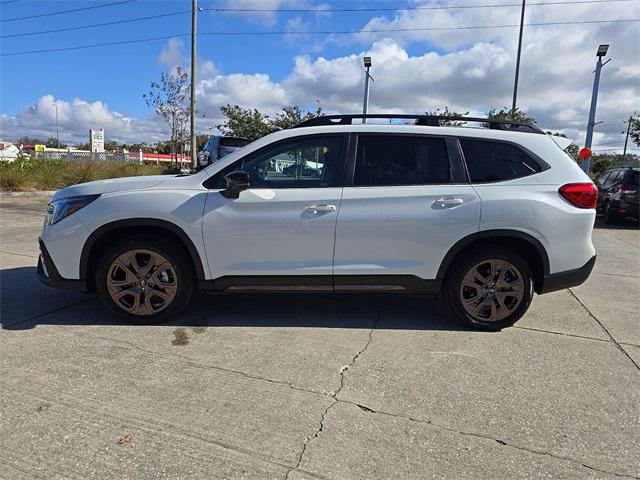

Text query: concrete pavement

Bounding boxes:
[1,193,638,479]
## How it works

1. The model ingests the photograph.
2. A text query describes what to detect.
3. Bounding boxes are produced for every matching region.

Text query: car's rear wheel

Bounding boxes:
[96,237,194,324]
[445,248,533,331]
[603,200,617,224]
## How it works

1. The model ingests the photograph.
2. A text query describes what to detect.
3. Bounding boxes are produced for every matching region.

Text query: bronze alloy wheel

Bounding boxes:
[106,249,178,316]
[459,258,525,323]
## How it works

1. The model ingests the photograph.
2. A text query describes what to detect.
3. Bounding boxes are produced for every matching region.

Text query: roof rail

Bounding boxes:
[292,114,544,134]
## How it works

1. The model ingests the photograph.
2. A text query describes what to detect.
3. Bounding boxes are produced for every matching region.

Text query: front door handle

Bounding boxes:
[433,197,464,208]
[306,204,337,213]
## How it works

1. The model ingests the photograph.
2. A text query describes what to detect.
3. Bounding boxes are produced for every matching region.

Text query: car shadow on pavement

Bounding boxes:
[594,216,640,230]
[1,266,469,332]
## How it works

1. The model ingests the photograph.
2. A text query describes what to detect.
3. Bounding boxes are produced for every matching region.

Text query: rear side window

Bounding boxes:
[625,170,639,187]
[354,135,451,186]
[460,139,542,183]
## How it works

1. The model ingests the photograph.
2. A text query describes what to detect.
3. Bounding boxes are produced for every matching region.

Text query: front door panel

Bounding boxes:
[202,188,342,278]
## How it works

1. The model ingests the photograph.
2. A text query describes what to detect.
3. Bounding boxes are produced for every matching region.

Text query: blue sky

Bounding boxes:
[1,0,638,150]
[1,0,414,116]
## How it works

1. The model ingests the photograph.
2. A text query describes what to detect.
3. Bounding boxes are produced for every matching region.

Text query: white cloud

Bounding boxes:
[158,37,217,78]
[3,2,638,152]
[0,95,165,145]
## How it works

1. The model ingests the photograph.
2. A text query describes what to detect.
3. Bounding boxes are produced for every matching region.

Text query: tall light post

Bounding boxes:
[622,115,632,165]
[511,0,526,118]
[362,56,373,124]
[53,103,60,150]
[582,44,610,173]
[190,0,198,170]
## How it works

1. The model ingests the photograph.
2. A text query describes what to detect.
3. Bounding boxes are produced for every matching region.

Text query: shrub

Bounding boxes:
[0,158,169,191]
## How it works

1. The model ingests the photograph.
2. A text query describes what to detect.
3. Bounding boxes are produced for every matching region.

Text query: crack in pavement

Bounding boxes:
[59,326,329,398]
[342,400,640,479]
[9,297,637,478]
[513,325,612,343]
[568,289,640,371]
[284,299,390,480]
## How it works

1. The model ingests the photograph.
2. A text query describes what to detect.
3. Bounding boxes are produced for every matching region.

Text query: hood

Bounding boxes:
[51,175,172,201]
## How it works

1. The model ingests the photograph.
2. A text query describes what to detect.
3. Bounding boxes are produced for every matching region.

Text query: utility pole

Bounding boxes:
[362,56,372,124]
[511,0,526,118]
[622,115,632,165]
[583,44,610,173]
[54,103,60,151]
[190,0,198,170]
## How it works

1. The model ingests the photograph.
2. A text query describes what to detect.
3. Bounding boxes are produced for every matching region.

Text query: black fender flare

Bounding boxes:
[436,229,550,280]
[80,218,206,282]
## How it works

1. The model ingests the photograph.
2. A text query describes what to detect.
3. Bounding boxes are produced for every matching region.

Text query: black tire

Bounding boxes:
[96,237,194,324]
[603,201,617,224]
[444,247,534,331]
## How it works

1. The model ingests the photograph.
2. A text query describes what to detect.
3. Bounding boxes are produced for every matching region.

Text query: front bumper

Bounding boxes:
[37,238,87,292]
[539,255,596,294]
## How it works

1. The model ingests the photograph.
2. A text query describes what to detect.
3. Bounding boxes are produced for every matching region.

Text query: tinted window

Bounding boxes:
[460,139,542,183]
[211,135,343,189]
[608,170,623,185]
[624,170,639,187]
[595,172,611,186]
[354,135,450,186]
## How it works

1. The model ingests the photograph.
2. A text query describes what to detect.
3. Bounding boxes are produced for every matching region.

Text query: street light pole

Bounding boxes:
[622,115,632,165]
[511,0,526,118]
[54,103,60,151]
[583,44,610,173]
[190,0,198,170]
[362,56,372,124]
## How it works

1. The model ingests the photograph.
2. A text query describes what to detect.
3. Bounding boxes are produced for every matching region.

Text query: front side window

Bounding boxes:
[460,138,542,183]
[209,135,343,189]
[353,135,451,186]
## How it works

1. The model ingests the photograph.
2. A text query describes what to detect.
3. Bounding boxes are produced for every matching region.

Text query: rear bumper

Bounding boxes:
[37,238,88,292]
[539,255,596,294]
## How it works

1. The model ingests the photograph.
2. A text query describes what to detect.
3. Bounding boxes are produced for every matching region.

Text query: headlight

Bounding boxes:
[47,194,100,225]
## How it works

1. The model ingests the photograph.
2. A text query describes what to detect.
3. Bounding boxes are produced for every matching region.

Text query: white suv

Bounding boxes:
[38,114,597,330]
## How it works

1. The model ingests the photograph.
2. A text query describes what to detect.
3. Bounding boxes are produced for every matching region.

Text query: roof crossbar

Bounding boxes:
[292,114,544,134]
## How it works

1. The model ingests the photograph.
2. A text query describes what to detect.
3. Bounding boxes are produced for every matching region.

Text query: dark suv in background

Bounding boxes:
[595,168,640,224]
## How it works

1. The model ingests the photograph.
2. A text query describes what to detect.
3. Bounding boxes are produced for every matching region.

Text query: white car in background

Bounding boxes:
[0,141,22,162]
[37,114,597,330]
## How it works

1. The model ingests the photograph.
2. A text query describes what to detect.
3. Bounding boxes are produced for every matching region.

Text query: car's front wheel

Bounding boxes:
[96,237,194,324]
[445,248,533,331]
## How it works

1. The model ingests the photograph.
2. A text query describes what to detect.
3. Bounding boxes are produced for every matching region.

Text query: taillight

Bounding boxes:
[559,183,598,209]
[620,183,637,194]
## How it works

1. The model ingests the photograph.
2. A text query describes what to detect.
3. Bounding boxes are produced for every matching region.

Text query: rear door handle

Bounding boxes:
[433,197,464,208]
[306,204,337,213]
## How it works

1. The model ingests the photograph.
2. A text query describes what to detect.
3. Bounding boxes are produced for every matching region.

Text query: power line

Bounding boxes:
[1,11,189,38]
[199,18,640,35]
[1,0,136,22]
[204,0,638,12]
[2,18,639,56]
[1,34,188,56]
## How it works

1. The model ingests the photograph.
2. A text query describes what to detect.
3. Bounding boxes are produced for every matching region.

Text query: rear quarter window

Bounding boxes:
[460,138,544,183]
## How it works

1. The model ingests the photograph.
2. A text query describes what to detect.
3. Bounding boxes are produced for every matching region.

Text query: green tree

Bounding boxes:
[424,106,469,126]
[218,103,323,141]
[217,105,273,141]
[74,142,90,150]
[45,137,67,149]
[589,153,639,175]
[486,107,536,125]
[103,140,120,151]
[15,136,45,146]
[628,115,640,147]
[144,67,190,163]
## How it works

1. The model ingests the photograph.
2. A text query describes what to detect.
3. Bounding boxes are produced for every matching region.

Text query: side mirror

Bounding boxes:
[221,170,250,199]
